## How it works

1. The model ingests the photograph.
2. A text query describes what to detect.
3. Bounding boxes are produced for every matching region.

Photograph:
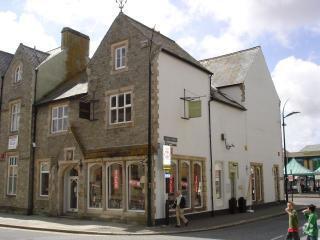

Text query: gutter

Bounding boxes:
[28,68,38,215]
[208,73,215,216]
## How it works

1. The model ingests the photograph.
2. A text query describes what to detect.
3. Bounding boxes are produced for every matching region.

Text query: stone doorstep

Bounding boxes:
[0,205,307,236]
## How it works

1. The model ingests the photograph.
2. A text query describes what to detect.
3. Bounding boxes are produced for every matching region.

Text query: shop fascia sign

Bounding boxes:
[8,135,18,150]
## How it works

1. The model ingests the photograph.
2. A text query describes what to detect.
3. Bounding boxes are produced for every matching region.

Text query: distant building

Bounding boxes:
[288,144,320,171]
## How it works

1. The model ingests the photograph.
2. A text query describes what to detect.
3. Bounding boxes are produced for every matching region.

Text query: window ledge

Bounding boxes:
[49,131,68,137]
[111,66,129,75]
[107,121,134,129]
[6,194,17,197]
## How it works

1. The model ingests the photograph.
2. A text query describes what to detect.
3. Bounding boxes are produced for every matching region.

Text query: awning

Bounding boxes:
[284,158,314,176]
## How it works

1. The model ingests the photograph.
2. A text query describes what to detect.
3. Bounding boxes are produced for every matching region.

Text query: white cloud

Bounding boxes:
[185,0,320,46]
[177,32,245,59]
[272,56,320,151]
[0,11,57,53]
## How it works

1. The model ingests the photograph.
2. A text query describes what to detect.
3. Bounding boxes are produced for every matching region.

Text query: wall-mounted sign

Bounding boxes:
[164,136,178,147]
[288,175,294,182]
[163,145,171,167]
[8,135,18,150]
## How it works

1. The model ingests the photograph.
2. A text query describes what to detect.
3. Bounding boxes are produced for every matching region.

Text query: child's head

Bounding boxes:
[308,204,316,213]
[287,201,294,210]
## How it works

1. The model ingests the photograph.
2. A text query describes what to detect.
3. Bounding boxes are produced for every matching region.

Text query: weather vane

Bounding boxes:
[116,0,127,12]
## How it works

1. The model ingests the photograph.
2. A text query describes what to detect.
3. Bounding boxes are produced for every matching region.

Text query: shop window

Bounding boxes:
[181,162,191,208]
[193,163,202,207]
[110,92,132,124]
[14,64,22,83]
[10,102,20,132]
[88,165,102,208]
[51,105,69,133]
[128,163,145,211]
[40,162,49,197]
[7,156,18,195]
[215,163,223,199]
[108,163,123,209]
[166,162,177,206]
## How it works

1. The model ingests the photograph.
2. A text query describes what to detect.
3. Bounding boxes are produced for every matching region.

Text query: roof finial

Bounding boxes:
[116,0,127,12]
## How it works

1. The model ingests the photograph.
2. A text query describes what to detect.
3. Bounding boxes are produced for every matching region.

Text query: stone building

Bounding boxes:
[0,12,283,224]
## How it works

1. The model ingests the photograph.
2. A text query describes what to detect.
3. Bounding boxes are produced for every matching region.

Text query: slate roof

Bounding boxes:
[300,144,320,152]
[285,158,314,175]
[36,71,87,105]
[211,88,246,110]
[0,50,14,77]
[20,44,49,68]
[122,13,212,74]
[200,46,260,88]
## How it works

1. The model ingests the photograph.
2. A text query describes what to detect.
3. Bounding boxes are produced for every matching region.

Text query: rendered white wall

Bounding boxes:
[157,52,211,219]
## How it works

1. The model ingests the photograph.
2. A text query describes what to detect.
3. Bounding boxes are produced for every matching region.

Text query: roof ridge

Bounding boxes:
[199,46,261,62]
[121,13,176,44]
[21,43,49,56]
[0,50,14,56]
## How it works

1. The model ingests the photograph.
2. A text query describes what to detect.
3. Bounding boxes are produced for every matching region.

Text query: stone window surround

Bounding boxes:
[48,102,70,136]
[169,155,206,213]
[105,86,134,129]
[7,154,18,196]
[39,161,50,197]
[87,163,103,210]
[115,46,126,70]
[9,99,21,133]
[110,40,129,73]
[84,158,147,214]
[12,62,23,84]
[36,159,51,201]
[64,147,75,161]
[250,162,264,203]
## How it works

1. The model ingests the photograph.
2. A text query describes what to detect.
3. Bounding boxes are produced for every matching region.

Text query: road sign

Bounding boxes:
[164,136,178,146]
[288,175,294,182]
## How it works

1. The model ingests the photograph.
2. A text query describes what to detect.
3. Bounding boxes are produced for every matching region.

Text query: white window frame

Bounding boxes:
[51,105,69,133]
[40,162,49,197]
[14,65,22,83]
[115,46,126,70]
[87,164,103,210]
[127,162,145,212]
[109,92,132,125]
[10,102,20,132]
[7,156,18,196]
[181,161,191,210]
[193,162,203,208]
[107,163,123,210]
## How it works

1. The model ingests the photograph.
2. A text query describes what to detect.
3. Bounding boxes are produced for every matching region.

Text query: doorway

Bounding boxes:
[250,163,264,204]
[273,165,280,201]
[66,168,79,212]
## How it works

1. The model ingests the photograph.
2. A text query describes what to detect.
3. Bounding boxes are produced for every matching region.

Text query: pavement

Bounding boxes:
[0,201,309,236]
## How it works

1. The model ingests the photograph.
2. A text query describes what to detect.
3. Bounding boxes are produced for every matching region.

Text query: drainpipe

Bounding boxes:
[27,68,38,215]
[0,75,4,127]
[208,73,215,216]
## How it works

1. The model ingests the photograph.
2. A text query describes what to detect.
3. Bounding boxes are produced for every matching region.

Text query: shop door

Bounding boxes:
[68,169,78,212]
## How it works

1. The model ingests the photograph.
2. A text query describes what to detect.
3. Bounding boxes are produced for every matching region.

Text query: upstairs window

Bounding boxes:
[110,92,132,124]
[51,105,69,133]
[14,65,22,83]
[115,46,126,70]
[7,156,18,195]
[10,102,21,132]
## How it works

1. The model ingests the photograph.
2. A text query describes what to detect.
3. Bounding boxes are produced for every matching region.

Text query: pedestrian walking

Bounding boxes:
[302,204,318,240]
[285,201,300,240]
[172,190,189,227]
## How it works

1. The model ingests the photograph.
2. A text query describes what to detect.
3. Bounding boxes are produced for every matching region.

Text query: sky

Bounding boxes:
[1,0,320,152]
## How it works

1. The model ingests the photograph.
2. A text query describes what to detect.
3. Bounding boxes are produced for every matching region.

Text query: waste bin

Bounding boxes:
[229,197,237,214]
[238,197,247,213]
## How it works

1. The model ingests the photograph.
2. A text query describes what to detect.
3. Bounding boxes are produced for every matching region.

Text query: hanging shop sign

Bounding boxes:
[164,136,178,147]
[8,135,18,150]
[188,100,202,118]
[163,145,171,168]
[288,175,294,182]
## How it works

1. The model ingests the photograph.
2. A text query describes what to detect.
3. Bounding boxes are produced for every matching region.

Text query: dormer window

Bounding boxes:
[14,65,22,83]
[115,46,126,69]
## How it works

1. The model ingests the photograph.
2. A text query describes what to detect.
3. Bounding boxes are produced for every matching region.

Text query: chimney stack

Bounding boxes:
[61,27,90,79]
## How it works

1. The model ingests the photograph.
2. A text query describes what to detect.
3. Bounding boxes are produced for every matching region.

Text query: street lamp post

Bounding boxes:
[282,100,300,203]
